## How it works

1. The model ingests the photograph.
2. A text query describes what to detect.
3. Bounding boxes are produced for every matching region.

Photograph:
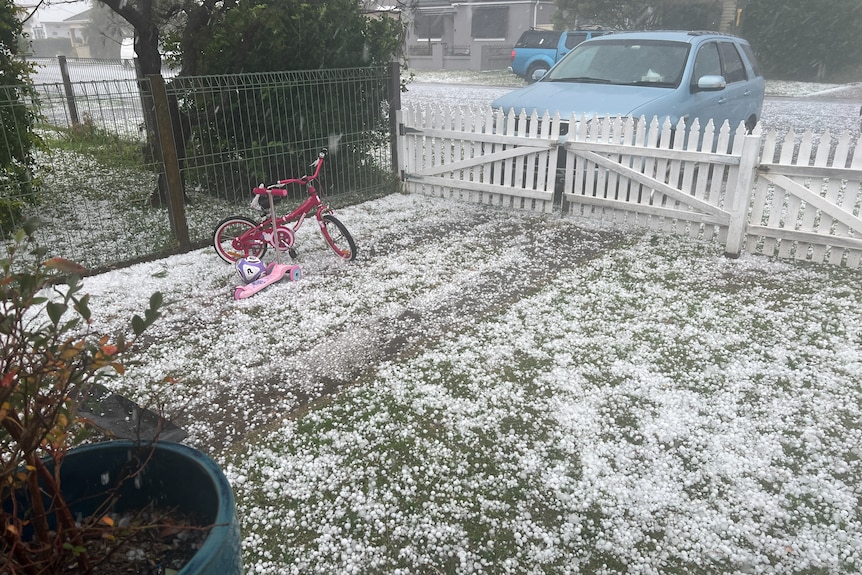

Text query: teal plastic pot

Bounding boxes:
[53,441,243,574]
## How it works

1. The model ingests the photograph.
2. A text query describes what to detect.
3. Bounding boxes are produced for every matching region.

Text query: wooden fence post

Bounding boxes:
[388,61,401,177]
[724,132,760,258]
[147,74,190,251]
[57,56,79,125]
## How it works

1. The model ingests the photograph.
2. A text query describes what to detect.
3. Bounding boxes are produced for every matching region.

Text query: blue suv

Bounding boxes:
[495,31,765,134]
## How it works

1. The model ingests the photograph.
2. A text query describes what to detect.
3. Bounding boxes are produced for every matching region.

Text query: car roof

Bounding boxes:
[583,30,749,45]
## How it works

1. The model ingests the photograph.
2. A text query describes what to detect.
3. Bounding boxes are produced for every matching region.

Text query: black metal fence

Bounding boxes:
[1,59,400,271]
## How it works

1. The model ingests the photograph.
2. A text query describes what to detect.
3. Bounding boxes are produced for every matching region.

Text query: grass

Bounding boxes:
[42,113,146,169]
[71,189,862,574]
[214,219,861,573]
[24,144,181,267]
[24,123,398,269]
[407,69,526,88]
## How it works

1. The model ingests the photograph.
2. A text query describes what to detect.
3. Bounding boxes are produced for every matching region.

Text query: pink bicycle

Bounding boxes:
[212,149,356,263]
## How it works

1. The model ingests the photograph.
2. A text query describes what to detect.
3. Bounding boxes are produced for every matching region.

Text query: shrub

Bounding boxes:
[0,220,163,573]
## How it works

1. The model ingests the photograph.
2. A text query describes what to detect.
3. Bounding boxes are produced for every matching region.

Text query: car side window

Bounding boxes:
[692,42,721,86]
[718,42,747,83]
[564,33,588,50]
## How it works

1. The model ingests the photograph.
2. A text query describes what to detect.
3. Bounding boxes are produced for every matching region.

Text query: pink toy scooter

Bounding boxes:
[234,186,302,300]
[234,261,302,300]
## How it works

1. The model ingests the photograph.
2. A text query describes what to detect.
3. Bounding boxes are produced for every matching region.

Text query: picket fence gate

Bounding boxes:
[397,103,862,269]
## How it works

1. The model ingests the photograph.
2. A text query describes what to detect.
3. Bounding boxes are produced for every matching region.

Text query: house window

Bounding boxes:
[471,7,507,40]
[414,14,444,41]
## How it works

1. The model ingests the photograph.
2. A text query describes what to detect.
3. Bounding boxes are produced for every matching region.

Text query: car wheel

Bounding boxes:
[526,64,549,83]
[745,115,757,134]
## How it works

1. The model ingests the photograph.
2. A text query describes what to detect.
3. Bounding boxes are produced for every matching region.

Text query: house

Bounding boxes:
[405,0,554,71]
[17,0,91,57]
[404,0,745,72]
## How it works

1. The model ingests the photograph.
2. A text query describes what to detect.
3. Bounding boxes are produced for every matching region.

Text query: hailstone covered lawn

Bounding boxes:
[81,193,862,575]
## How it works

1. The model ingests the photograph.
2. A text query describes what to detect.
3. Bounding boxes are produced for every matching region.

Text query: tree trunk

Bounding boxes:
[96,0,211,206]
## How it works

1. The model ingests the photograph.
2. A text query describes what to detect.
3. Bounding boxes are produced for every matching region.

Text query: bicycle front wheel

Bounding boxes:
[213,216,267,263]
[320,214,356,261]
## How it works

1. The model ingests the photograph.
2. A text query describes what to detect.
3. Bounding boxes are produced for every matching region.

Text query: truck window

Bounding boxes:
[515,31,561,48]
[564,33,588,50]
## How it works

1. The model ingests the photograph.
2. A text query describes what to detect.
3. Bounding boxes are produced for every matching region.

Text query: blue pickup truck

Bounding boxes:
[509,29,612,82]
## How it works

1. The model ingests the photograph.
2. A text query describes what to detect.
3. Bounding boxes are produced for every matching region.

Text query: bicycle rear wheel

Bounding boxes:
[213,216,267,263]
[320,214,356,261]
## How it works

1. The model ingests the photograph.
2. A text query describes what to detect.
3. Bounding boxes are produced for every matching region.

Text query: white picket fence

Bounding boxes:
[397,104,862,268]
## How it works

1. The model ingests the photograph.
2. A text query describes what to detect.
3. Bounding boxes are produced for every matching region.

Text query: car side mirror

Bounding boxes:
[532,69,547,81]
[695,74,727,91]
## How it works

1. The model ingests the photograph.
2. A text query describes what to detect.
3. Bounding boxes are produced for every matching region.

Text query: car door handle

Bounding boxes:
[718,97,727,104]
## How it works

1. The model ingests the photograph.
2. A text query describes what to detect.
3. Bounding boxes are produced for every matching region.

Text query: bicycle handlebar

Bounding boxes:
[253,186,287,197]
[277,148,327,187]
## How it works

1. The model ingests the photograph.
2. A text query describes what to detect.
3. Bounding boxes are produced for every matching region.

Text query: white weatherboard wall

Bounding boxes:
[397,104,862,268]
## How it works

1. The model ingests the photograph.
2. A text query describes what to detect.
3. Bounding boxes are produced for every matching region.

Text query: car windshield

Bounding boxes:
[545,39,689,88]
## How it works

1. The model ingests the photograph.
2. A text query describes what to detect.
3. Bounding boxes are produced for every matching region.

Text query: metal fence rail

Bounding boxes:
[35,79,148,139]
[25,56,178,85]
[0,64,399,270]
[168,68,395,207]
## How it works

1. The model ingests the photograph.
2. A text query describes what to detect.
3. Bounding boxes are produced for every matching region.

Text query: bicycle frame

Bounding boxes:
[214,148,356,263]
[274,183,330,234]
[235,156,332,253]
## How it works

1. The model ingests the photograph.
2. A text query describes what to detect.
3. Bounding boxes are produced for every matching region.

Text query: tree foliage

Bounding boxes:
[98,0,404,77]
[742,0,862,81]
[162,0,404,200]
[186,0,404,74]
[97,0,405,203]
[552,0,722,31]
[0,0,39,235]
[85,1,133,59]
[553,0,648,29]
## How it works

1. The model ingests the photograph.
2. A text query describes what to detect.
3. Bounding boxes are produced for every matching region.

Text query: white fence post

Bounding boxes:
[724,132,760,258]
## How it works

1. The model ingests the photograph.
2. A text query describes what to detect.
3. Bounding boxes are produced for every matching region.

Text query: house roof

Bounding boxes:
[64,7,91,22]
[15,0,90,25]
